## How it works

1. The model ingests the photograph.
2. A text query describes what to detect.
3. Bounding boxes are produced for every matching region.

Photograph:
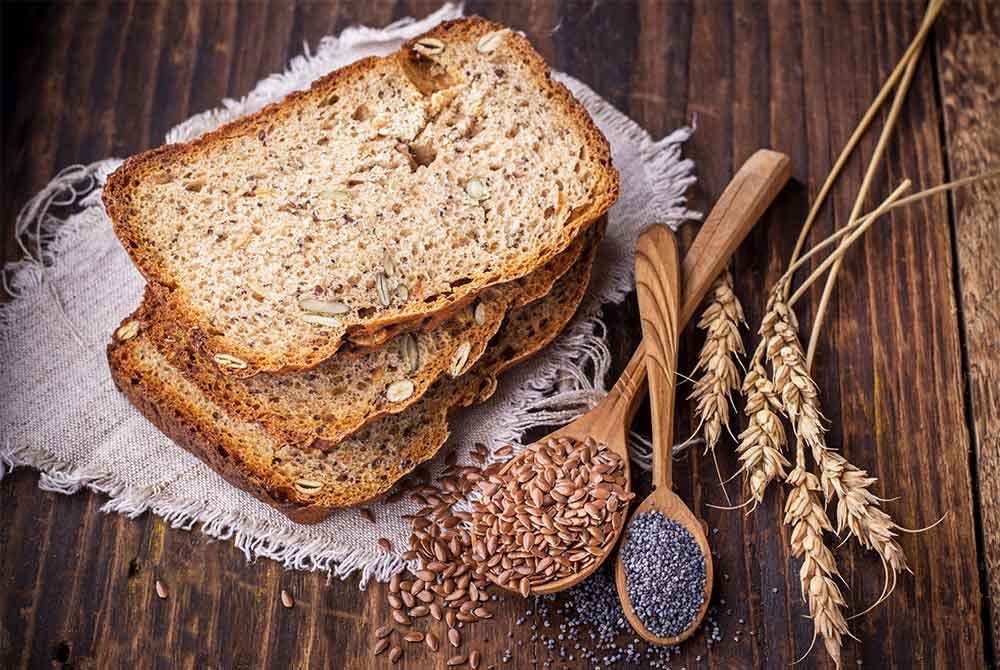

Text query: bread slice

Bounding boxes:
[104,17,618,377]
[140,223,599,449]
[107,240,596,523]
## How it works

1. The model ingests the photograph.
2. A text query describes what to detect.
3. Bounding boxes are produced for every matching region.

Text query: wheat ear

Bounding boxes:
[815,448,910,614]
[734,343,789,508]
[784,456,850,669]
[762,286,911,612]
[691,271,745,501]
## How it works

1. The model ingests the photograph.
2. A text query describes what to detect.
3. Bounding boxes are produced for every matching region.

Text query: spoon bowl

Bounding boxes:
[490,378,638,594]
[614,488,714,645]
[478,149,791,597]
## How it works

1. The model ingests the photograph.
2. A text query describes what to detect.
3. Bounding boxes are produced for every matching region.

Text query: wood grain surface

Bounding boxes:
[1,1,997,669]
[935,0,1000,657]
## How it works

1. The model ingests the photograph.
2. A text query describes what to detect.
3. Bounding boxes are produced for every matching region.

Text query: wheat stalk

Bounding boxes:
[784,456,850,669]
[783,0,946,285]
[804,0,945,368]
[691,271,745,500]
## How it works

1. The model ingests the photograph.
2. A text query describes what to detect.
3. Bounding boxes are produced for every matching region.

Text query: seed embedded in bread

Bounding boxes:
[414,37,445,56]
[450,342,472,377]
[476,29,509,54]
[213,353,248,370]
[115,320,140,341]
[464,179,490,201]
[294,479,322,496]
[299,313,343,328]
[299,298,350,315]
[387,379,415,403]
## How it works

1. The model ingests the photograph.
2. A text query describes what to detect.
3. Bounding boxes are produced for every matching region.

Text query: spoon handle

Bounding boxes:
[611,149,791,420]
[681,149,791,323]
[635,226,682,493]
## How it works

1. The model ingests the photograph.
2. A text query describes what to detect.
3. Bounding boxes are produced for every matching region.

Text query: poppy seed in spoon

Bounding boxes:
[621,511,707,639]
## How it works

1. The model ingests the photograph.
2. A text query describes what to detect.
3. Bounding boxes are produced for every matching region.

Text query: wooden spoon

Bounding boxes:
[613,224,711,646]
[482,149,791,596]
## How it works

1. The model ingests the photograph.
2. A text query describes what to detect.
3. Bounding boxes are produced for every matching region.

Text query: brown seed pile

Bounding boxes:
[371,444,501,667]
[470,436,632,595]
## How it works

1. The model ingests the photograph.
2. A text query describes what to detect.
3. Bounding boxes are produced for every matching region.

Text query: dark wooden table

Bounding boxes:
[2,1,998,668]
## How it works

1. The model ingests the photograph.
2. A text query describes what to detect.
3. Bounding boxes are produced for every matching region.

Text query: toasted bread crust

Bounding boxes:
[104,17,618,377]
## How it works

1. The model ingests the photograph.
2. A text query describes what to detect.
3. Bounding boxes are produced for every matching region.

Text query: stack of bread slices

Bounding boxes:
[103,17,619,524]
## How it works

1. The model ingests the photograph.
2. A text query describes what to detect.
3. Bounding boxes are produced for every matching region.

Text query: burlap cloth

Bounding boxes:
[0,4,698,585]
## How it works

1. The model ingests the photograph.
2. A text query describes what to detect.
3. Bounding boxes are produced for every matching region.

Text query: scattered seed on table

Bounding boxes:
[374,625,392,640]
[373,638,390,656]
[404,631,424,643]
[426,632,440,651]
[155,579,168,599]
[280,589,294,608]
[389,645,402,663]
[448,627,461,647]
[378,538,393,552]
[447,655,467,667]
[360,508,376,523]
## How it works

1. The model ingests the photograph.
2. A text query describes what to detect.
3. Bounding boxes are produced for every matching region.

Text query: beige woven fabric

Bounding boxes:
[0,4,698,585]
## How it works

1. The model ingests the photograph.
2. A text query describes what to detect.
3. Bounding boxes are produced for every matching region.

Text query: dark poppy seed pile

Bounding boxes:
[621,511,707,639]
